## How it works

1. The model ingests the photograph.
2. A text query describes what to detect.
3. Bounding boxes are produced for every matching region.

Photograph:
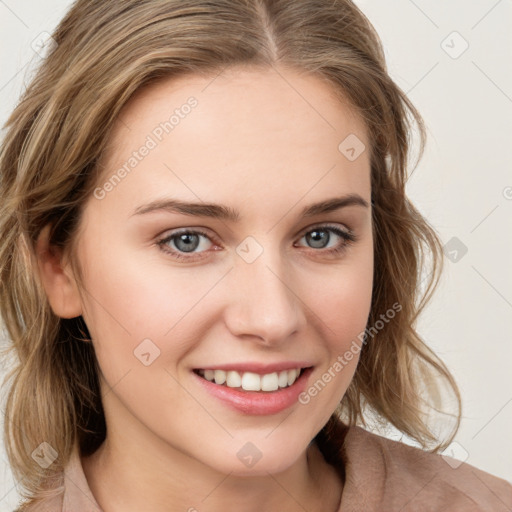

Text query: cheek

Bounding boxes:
[78,254,215,433]
[78,242,228,386]
[312,252,374,349]
[297,250,373,410]
[80,232,211,332]
[296,274,371,432]
[321,277,372,335]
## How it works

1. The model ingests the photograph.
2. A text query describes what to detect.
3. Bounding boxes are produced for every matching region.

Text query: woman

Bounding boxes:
[0,1,510,511]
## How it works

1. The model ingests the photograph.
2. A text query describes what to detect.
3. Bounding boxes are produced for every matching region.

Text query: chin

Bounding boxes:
[205,437,309,477]
[226,455,303,478]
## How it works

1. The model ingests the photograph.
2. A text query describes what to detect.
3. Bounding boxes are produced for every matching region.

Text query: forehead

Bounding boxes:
[109,64,368,152]
[92,65,371,221]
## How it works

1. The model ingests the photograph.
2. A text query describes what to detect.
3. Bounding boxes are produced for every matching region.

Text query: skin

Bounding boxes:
[36,65,373,512]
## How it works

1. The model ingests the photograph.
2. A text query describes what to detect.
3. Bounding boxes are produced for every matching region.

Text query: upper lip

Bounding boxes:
[194,362,313,374]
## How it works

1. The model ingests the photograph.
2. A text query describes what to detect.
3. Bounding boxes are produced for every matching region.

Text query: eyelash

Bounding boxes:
[156,224,357,261]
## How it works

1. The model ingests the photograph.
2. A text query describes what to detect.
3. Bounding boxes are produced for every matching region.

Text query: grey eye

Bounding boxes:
[173,233,201,253]
[305,229,331,249]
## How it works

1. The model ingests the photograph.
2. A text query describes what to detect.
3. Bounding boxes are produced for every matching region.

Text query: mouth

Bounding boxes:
[192,365,314,415]
[193,367,309,393]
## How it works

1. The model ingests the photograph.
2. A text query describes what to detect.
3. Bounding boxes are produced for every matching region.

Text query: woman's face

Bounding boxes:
[68,66,373,475]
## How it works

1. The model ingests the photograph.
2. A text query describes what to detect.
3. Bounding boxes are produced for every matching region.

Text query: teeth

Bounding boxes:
[199,368,303,391]
[261,372,279,391]
[214,369,226,385]
[241,372,261,391]
[278,370,288,388]
[226,371,242,388]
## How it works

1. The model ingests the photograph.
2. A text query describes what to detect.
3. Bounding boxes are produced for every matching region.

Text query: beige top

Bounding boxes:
[17,426,512,511]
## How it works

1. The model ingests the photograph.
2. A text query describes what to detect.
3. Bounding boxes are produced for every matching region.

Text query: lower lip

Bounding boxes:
[193,368,313,415]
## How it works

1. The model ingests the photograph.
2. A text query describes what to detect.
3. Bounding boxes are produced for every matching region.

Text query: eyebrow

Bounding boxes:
[131,193,369,221]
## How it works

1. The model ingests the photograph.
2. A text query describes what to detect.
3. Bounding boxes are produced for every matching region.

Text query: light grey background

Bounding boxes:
[1,0,511,508]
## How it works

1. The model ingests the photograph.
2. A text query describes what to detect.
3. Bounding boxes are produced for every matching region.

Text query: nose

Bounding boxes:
[223,248,307,345]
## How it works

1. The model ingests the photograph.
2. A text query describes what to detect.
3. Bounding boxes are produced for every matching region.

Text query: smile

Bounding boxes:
[192,366,314,415]
[194,368,305,392]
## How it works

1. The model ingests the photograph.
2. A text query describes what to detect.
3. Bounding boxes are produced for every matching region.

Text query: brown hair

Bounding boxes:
[0,0,460,507]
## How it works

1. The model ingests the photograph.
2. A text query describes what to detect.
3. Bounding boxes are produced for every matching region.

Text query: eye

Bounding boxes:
[295,224,356,255]
[157,229,215,260]
[156,224,357,262]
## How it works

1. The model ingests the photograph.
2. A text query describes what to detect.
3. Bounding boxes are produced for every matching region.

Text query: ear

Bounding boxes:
[34,224,83,319]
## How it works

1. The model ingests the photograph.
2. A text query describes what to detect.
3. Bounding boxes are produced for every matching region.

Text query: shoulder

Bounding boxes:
[13,445,100,512]
[340,425,512,512]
